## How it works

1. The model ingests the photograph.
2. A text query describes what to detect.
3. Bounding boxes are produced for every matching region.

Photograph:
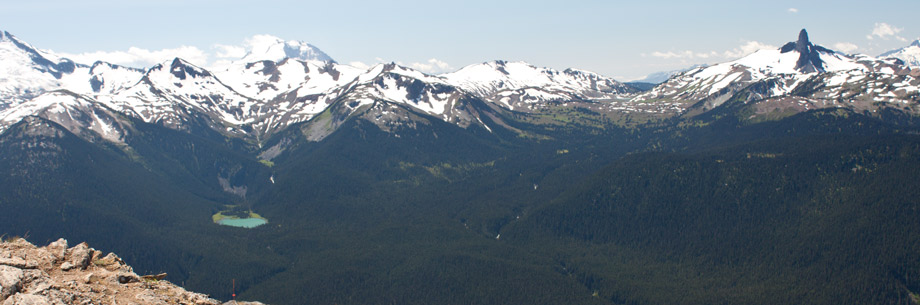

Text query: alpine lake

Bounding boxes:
[212,207,268,228]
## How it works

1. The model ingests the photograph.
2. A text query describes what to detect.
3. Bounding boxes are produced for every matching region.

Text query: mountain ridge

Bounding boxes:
[1,28,918,152]
[631,29,918,120]
[3,28,920,305]
[2,30,645,145]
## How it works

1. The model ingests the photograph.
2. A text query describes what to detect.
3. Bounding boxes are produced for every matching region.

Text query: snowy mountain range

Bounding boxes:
[0,31,143,109]
[0,30,638,142]
[881,39,920,68]
[630,29,919,119]
[1,29,919,149]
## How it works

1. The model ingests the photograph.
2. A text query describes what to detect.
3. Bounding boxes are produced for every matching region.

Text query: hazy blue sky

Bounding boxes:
[2,0,918,80]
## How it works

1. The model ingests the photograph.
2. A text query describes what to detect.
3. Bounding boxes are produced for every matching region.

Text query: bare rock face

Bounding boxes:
[0,258,35,270]
[0,265,24,300]
[67,242,93,270]
[0,238,258,305]
[43,240,66,261]
[2,293,50,305]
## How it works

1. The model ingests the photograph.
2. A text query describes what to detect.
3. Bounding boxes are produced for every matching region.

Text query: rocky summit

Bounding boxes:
[0,238,263,305]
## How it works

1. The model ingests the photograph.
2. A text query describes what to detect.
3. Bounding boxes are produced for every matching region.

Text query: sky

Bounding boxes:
[1,0,918,80]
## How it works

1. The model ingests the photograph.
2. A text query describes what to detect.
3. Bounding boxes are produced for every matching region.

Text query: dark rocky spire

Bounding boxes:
[780,29,827,73]
[795,29,810,53]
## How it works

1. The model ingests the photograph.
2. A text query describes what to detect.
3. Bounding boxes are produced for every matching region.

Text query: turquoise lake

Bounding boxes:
[217,218,268,228]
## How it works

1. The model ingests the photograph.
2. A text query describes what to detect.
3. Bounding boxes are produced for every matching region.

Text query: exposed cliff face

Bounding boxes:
[0,238,264,305]
[779,29,831,73]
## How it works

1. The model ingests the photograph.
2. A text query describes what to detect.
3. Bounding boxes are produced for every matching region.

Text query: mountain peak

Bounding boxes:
[0,30,22,44]
[0,30,80,80]
[144,58,212,80]
[911,39,920,48]
[796,29,810,51]
[1,30,34,52]
[239,35,334,64]
[779,28,827,73]
[170,58,211,80]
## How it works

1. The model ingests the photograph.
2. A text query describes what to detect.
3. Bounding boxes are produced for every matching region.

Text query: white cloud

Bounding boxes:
[408,58,453,73]
[648,50,717,60]
[872,23,902,37]
[208,59,235,71]
[833,42,859,53]
[647,41,773,61]
[244,35,285,53]
[722,41,775,58]
[61,46,209,68]
[56,35,455,74]
[869,22,907,41]
[348,61,372,70]
[213,44,246,58]
[207,34,285,66]
[788,8,799,13]
[56,34,298,70]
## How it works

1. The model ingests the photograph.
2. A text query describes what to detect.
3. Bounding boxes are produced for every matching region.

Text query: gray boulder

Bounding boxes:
[67,243,93,270]
[0,265,24,300]
[44,239,67,261]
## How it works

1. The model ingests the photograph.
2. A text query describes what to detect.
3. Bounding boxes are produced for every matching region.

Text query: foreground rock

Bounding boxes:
[0,238,264,305]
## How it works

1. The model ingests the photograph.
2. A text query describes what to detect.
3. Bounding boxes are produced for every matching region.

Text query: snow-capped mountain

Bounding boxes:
[304,63,506,140]
[881,39,920,68]
[100,58,261,136]
[0,31,83,109]
[443,61,637,111]
[347,64,498,125]
[257,62,512,158]
[0,90,133,144]
[0,31,143,110]
[87,61,145,95]
[214,35,364,103]
[3,29,918,149]
[238,35,334,63]
[630,29,918,117]
[2,30,649,144]
[217,57,364,101]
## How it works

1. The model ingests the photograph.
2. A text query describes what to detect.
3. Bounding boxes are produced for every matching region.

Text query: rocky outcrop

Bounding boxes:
[779,29,833,73]
[0,238,264,305]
